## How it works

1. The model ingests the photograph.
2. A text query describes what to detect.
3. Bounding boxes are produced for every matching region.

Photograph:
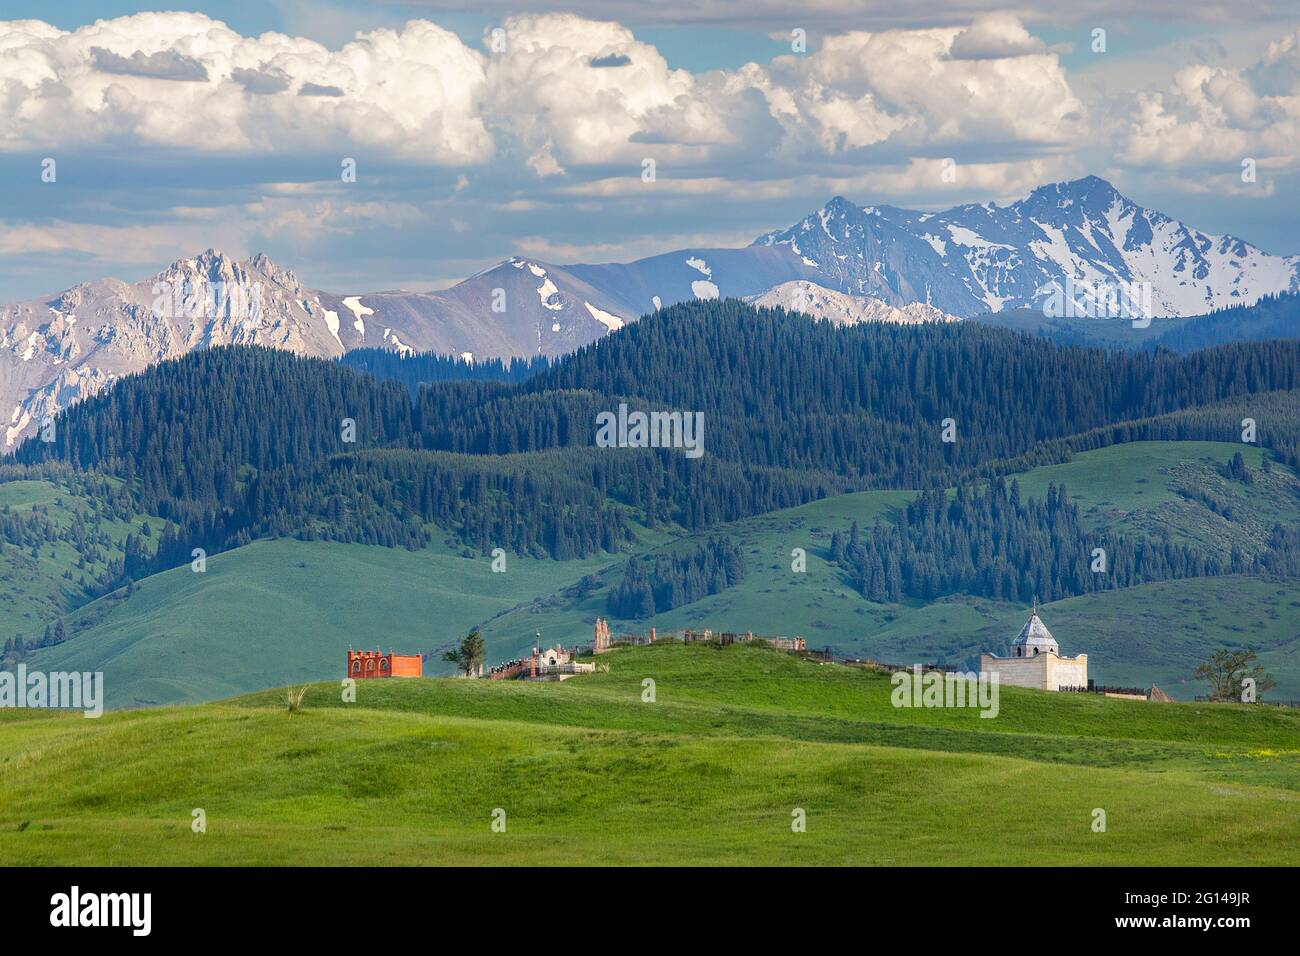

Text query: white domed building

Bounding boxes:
[980,605,1088,691]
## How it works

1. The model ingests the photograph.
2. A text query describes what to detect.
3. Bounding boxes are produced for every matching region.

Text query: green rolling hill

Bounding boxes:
[478,440,1300,696]
[1010,441,1300,561]
[0,475,163,651]
[25,537,633,708]
[22,439,1300,706]
[2,643,1297,866]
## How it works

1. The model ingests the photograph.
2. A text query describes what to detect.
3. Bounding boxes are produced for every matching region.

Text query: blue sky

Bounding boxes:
[2,2,1299,299]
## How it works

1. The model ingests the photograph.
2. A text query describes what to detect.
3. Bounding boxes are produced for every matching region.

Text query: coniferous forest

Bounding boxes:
[340,349,551,395]
[606,536,747,618]
[834,480,1238,606]
[10,300,1300,599]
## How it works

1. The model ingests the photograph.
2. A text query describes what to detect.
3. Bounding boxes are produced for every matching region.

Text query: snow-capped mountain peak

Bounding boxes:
[3,176,1297,448]
[0,250,347,447]
[754,177,1298,320]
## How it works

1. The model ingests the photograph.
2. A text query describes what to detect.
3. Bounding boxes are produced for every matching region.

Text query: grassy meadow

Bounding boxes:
[1,644,1296,866]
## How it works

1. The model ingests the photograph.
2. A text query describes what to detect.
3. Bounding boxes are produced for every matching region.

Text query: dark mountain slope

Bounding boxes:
[12,301,1300,579]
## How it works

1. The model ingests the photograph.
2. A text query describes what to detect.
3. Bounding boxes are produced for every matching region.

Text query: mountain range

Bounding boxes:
[3,175,1298,447]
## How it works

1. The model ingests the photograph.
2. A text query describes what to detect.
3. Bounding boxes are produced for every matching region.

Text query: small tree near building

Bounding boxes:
[442,628,486,677]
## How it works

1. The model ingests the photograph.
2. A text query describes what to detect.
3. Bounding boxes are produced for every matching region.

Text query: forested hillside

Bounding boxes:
[606,536,747,618]
[1152,291,1300,353]
[10,300,1300,620]
[340,349,550,395]
[971,290,1300,353]
[837,480,1234,605]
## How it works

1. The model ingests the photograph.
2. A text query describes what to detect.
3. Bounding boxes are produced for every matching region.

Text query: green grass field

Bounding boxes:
[490,441,1300,698]
[2,644,1296,866]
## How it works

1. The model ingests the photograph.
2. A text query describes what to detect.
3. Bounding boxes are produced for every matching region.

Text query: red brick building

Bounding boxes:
[346,649,423,679]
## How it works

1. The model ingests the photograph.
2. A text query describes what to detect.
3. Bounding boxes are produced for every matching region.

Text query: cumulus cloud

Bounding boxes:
[468,10,1085,195]
[0,9,1083,189]
[1249,31,1300,95]
[759,22,1085,158]
[949,13,1048,60]
[481,14,727,168]
[5,7,1298,306]
[376,0,1299,29]
[0,13,493,161]
[1114,29,1300,176]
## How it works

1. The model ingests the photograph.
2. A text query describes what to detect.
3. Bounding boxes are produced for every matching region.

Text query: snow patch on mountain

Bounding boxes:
[585,302,625,331]
[538,277,563,310]
[341,296,372,336]
[945,225,1012,250]
[322,308,342,349]
[383,328,414,355]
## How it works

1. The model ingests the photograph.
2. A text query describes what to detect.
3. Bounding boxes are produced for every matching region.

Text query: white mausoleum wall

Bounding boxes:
[980,653,1087,691]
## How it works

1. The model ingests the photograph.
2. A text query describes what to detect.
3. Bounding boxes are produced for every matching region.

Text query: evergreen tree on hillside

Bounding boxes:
[12,305,1300,579]
[1226,452,1253,483]
[442,628,486,677]
[838,480,1238,605]
[607,537,746,619]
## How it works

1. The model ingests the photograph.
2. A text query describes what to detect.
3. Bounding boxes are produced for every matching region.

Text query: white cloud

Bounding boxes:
[0,216,244,265]
[949,13,1048,60]
[760,24,1085,155]
[469,10,1086,203]
[1114,29,1300,178]
[381,0,1299,29]
[243,197,426,240]
[6,6,1296,305]
[0,10,1082,182]
[560,155,1082,205]
[482,14,732,167]
[0,13,493,162]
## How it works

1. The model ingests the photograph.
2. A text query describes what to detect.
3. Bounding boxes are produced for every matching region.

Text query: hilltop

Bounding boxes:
[1,643,1296,866]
